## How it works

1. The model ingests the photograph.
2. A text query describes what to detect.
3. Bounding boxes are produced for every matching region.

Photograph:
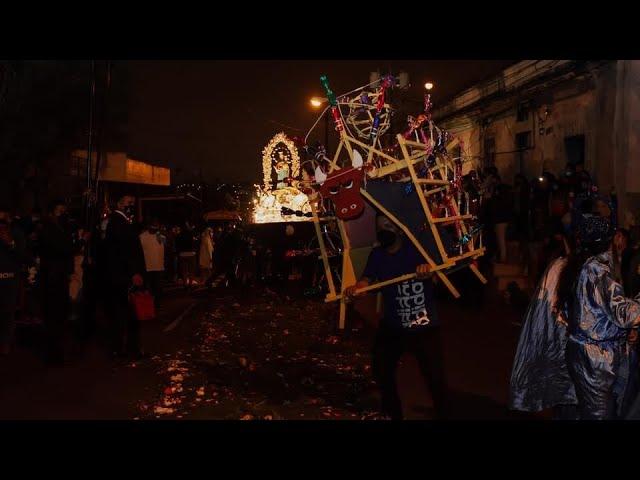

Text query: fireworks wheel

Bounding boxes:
[341,89,391,141]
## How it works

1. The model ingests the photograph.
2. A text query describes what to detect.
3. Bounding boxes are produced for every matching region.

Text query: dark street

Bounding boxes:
[3,59,634,424]
[0,280,535,420]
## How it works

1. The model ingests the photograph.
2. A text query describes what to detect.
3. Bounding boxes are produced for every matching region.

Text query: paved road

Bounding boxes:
[0,281,537,420]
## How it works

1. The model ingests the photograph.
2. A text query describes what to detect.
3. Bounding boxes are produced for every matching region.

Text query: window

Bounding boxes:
[483,137,496,167]
[516,131,532,150]
[516,102,530,122]
[565,135,585,166]
[70,155,87,177]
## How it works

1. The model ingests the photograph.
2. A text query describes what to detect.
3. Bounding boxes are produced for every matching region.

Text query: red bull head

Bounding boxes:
[315,150,365,220]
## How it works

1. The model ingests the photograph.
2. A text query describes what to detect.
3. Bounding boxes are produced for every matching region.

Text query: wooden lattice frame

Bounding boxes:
[309,125,487,329]
[342,90,391,141]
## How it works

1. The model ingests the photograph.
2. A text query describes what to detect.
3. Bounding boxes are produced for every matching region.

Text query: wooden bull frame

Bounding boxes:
[309,125,487,330]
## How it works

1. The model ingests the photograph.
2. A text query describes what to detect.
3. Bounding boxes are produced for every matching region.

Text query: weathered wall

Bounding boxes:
[447,87,599,184]
[440,60,640,228]
[614,60,640,227]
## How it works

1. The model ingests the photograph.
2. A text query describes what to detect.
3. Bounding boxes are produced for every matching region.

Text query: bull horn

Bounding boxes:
[315,166,327,185]
[352,149,363,168]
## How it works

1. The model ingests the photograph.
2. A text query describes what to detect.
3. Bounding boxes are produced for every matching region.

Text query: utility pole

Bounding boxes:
[93,60,111,220]
[84,60,96,227]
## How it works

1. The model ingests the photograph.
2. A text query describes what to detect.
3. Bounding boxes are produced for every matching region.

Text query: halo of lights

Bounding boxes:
[253,133,310,223]
[261,132,300,192]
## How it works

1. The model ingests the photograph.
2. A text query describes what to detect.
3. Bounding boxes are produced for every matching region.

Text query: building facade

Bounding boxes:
[434,60,640,228]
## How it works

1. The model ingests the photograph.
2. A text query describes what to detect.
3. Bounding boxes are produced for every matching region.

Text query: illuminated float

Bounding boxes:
[252,132,312,224]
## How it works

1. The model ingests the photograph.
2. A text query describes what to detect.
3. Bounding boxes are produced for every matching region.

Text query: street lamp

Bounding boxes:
[310,97,326,108]
[309,96,330,151]
[424,82,434,91]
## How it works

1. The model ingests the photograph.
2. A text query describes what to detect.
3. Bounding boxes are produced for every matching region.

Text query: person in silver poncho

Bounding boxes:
[510,255,578,416]
[560,215,640,419]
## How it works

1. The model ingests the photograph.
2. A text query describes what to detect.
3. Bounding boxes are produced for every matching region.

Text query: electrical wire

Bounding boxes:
[304,105,330,144]
[336,78,382,101]
[245,106,307,133]
[266,118,306,132]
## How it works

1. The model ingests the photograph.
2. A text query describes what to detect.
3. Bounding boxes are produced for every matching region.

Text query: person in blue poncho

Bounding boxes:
[510,253,578,419]
[557,215,640,419]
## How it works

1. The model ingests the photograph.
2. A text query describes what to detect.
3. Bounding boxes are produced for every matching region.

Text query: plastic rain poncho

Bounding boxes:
[510,257,577,412]
[566,250,640,419]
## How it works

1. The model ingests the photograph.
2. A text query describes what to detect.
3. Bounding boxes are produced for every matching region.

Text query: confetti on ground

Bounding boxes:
[154,406,175,415]
[136,287,379,420]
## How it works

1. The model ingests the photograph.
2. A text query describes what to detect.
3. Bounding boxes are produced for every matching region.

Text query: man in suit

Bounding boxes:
[0,205,28,357]
[39,199,74,365]
[104,194,146,360]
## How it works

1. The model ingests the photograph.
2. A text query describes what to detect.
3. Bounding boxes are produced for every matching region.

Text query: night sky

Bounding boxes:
[125,60,516,184]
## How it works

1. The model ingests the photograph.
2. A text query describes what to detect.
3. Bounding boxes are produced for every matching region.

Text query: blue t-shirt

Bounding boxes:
[362,241,438,331]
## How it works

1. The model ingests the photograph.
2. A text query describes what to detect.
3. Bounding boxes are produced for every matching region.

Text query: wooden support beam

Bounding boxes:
[343,136,356,164]
[360,188,459,298]
[402,138,431,149]
[310,200,336,297]
[445,186,476,251]
[424,186,447,196]
[446,137,460,151]
[431,214,474,224]
[346,136,401,165]
[436,270,460,298]
[336,219,353,331]
[446,248,485,264]
[470,264,488,284]
[328,139,344,173]
[398,134,449,263]
[415,179,450,186]
[361,189,436,265]
[368,157,423,179]
[326,260,456,301]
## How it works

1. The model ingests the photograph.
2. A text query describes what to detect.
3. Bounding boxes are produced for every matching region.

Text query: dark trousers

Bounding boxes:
[107,285,140,356]
[41,276,69,363]
[80,265,98,341]
[145,271,164,306]
[372,325,449,420]
[621,348,639,418]
[0,283,18,353]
